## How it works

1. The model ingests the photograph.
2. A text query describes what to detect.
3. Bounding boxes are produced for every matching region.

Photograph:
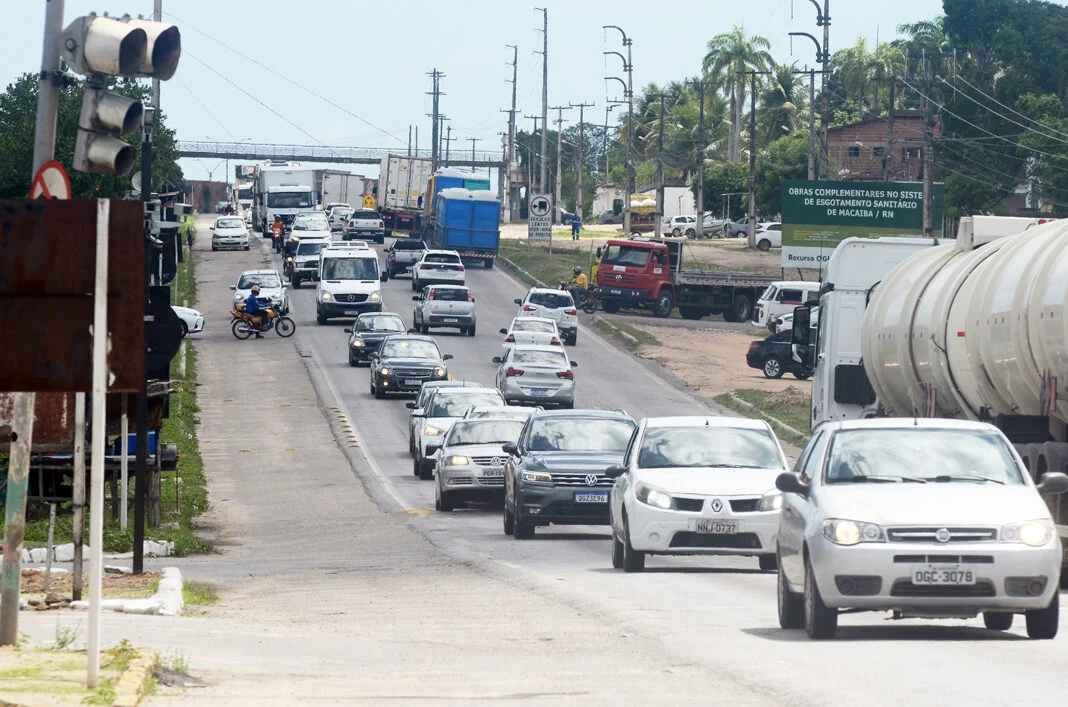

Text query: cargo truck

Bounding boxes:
[791,216,1068,577]
[321,171,367,209]
[418,168,499,267]
[377,154,434,237]
[252,162,316,234]
[592,237,776,320]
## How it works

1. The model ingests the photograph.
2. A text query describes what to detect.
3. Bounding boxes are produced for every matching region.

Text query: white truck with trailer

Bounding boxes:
[378,154,433,237]
[321,171,367,210]
[792,216,1068,578]
[252,162,317,235]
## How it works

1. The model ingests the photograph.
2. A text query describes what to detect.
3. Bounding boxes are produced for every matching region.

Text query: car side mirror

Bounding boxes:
[344,328,353,334]
[492,356,503,364]
[412,296,420,301]
[405,401,417,409]
[425,444,441,455]
[1036,471,1068,495]
[513,298,522,305]
[443,354,453,361]
[604,465,626,479]
[499,328,508,335]
[408,328,418,334]
[775,472,808,497]
[229,285,236,290]
[570,361,578,367]
[596,246,603,258]
[791,306,811,346]
[502,442,518,455]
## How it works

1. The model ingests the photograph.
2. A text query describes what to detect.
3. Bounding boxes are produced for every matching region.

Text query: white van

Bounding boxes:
[315,242,387,324]
[752,280,821,330]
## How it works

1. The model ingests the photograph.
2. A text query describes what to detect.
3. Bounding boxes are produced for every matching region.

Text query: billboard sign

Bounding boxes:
[780,179,944,269]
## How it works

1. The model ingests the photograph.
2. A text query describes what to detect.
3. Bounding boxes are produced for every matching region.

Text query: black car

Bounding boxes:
[745,330,812,380]
[502,409,636,539]
[369,334,452,398]
[345,312,407,366]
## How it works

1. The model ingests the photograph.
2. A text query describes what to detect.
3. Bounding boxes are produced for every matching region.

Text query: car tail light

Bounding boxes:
[556,369,574,380]
[749,341,760,349]
[347,220,354,227]
[550,337,562,346]
[504,334,516,343]
[379,221,384,228]
[564,308,577,316]
[522,305,537,312]
[457,265,465,271]
[506,367,525,377]
[466,291,474,301]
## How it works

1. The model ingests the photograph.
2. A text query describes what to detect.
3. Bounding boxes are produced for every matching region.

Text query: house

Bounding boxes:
[592,183,695,220]
[826,110,938,182]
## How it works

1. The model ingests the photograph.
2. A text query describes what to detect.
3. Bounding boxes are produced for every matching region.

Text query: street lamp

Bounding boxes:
[603,25,634,234]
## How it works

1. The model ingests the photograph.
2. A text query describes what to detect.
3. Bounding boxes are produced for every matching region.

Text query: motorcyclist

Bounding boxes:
[271,216,285,253]
[566,265,588,304]
[244,285,271,338]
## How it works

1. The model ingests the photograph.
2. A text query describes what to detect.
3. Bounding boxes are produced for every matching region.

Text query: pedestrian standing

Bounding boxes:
[570,212,581,240]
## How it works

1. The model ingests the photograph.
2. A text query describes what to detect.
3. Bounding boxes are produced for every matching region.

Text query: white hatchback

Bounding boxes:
[514,288,578,345]
[211,216,250,251]
[607,416,788,572]
[412,250,466,290]
[499,316,562,357]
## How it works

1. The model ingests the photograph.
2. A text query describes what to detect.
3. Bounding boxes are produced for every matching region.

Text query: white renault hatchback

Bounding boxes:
[607,416,788,573]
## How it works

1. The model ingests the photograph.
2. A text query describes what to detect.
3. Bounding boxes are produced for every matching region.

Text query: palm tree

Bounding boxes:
[703,26,773,162]
[758,63,807,145]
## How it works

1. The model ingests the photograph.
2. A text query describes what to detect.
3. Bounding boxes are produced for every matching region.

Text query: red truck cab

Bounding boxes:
[594,239,675,316]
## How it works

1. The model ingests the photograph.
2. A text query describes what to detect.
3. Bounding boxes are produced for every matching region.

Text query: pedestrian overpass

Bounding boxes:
[176,141,503,169]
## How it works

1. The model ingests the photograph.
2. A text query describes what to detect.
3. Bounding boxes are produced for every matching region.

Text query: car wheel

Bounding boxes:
[292,277,301,289]
[983,612,1014,631]
[803,556,837,639]
[377,236,384,244]
[622,515,645,572]
[467,325,476,337]
[211,245,218,252]
[793,371,811,381]
[179,321,189,338]
[503,502,515,535]
[374,380,385,399]
[759,554,778,571]
[566,330,577,346]
[436,483,454,512]
[757,238,772,252]
[671,228,681,237]
[1025,591,1059,639]
[418,459,434,480]
[513,511,535,539]
[244,245,250,251]
[420,323,429,335]
[763,357,785,379]
[777,555,805,629]
[412,456,421,477]
[611,529,625,569]
[316,310,328,325]
[411,279,418,292]
[559,401,574,410]
[684,228,696,238]
[348,355,358,367]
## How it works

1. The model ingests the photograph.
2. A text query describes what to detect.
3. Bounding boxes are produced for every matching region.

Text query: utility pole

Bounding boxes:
[505,44,519,222]
[550,106,571,223]
[468,137,481,165]
[746,71,758,249]
[693,79,706,222]
[603,26,634,233]
[922,58,935,238]
[443,125,453,167]
[536,8,549,196]
[655,94,665,238]
[820,1,831,179]
[427,69,445,170]
[438,116,450,165]
[884,77,896,181]
[807,70,817,180]
[570,101,595,219]
[524,114,541,201]
[408,125,412,156]
[603,103,620,176]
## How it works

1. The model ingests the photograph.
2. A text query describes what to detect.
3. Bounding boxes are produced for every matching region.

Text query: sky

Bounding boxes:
[2,0,963,183]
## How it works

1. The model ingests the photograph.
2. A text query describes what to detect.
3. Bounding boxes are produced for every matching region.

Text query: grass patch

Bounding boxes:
[593,318,661,352]
[182,580,219,606]
[155,650,189,675]
[498,240,597,288]
[715,389,811,448]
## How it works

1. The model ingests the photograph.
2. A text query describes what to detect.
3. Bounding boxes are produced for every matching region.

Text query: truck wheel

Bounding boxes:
[757,238,772,251]
[763,357,785,379]
[602,300,620,314]
[727,293,753,323]
[679,307,704,320]
[652,290,674,318]
[484,258,494,269]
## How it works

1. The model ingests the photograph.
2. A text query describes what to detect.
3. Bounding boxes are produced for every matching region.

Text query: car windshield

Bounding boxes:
[267,192,314,208]
[760,285,777,300]
[825,428,1024,484]
[321,257,378,280]
[448,420,526,446]
[380,339,440,360]
[293,217,328,231]
[430,288,469,301]
[428,392,506,418]
[237,273,280,289]
[512,319,556,333]
[357,315,405,333]
[526,418,635,452]
[600,244,651,267]
[424,253,460,265]
[528,292,572,308]
[467,408,533,420]
[216,218,243,229]
[333,208,353,217]
[512,350,568,368]
[638,427,782,469]
[296,242,327,256]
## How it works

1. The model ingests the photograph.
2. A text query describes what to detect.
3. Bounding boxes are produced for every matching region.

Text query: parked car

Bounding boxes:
[606,416,789,572]
[343,208,386,244]
[755,222,783,251]
[409,387,507,479]
[499,316,562,357]
[663,215,697,237]
[408,381,484,457]
[752,281,821,329]
[700,213,729,238]
[345,312,406,366]
[411,250,466,291]
[724,215,764,237]
[771,312,793,334]
[412,285,476,336]
[746,331,811,380]
[599,210,620,225]
[211,216,250,251]
[514,288,577,345]
[502,409,637,539]
[172,305,204,337]
[386,238,428,277]
[775,418,1068,639]
[493,345,577,408]
[368,334,452,399]
[430,417,530,512]
[231,269,288,314]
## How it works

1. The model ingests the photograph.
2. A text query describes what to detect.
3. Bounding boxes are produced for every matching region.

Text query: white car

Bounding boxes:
[412,250,466,291]
[771,312,793,334]
[171,305,204,337]
[755,222,782,251]
[607,416,788,573]
[409,387,506,479]
[328,206,354,231]
[493,345,576,408]
[290,212,332,242]
[429,416,530,512]
[412,284,477,336]
[514,288,577,345]
[211,216,250,251]
[499,316,562,357]
[663,215,697,237]
[775,418,1068,640]
[231,269,288,314]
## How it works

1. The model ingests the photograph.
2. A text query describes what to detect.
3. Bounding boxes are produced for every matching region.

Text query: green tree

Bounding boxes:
[0,73,183,199]
[702,26,773,162]
[698,162,748,220]
[755,135,809,216]
[758,63,807,145]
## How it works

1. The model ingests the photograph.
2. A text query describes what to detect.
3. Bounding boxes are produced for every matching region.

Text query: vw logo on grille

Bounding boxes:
[584,474,599,486]
[935,528,951,543]
[710,498,723,513]
[615,274,623,282]
[491,457,505,467]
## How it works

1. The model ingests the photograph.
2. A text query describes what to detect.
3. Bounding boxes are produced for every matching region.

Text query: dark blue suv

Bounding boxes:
[745,331,812,380]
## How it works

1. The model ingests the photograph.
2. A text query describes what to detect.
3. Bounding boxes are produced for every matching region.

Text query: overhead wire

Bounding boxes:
[940,77,1068,146]
[950,73,1068,142]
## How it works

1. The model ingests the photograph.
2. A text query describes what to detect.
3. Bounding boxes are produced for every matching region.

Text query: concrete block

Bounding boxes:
[28,548,49,563]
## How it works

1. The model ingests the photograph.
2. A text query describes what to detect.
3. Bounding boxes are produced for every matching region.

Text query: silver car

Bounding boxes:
[430,417,529,512]
[231,269,288,314]
[409,387,506,479]
[407,381,484,457]
[493,345,576,408]
[211,216,250,251]
[412,285,476,336]
[776,418,1068,640]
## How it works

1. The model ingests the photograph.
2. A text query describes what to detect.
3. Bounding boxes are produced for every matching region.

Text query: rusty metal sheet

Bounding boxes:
[0,392,74,448]
[0,199,144,391]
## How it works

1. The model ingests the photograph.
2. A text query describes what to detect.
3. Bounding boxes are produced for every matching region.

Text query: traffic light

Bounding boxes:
[73,86,142,175]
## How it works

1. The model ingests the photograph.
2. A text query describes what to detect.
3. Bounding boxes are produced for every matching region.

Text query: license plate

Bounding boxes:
[695,519,737,534]
[443,317,459,323]
[912,565,976,585]
[344,310,361,316]
[574,492,608,503]
[530,388,551,396]
[483,467,504,477]
[404,378,421,386]
[610,288,622,295]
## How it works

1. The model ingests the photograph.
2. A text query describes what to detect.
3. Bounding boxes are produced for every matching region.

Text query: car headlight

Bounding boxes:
[286,256,293,262]
[522,471,552,484]
[379,367,390,376]
[1002,519,1055,547]
[756,490,783,512]
[445,455,470,466]
[321,292,333,301]
[635,483,672,510]
[433,367,445,377]
[821,519,885,546]
[351,339,365,348]
[369,291,381,301]
[423,426,443,436]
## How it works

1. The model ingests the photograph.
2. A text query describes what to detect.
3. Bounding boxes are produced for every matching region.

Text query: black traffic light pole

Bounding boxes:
[133,107,154,575]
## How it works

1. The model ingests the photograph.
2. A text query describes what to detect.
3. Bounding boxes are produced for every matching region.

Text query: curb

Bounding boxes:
[112,650,157,707]
[726,392,808,440]
[591,315,639,345]
[495,254,548,288]
[70,567,184,616]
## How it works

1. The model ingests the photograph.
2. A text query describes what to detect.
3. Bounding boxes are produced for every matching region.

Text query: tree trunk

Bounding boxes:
[730,74,744,162]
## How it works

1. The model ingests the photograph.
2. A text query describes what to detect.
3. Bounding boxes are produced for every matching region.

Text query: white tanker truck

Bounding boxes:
[792,216,1068,575]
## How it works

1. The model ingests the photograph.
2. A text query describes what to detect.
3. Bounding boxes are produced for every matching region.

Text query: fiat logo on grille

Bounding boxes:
[584,474,598,486]
[710,498,723,513]
[935,528,951,543]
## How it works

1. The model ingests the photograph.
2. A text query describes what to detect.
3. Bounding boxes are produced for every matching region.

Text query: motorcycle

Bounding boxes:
[230,304,295,339]
[560,280,599,314]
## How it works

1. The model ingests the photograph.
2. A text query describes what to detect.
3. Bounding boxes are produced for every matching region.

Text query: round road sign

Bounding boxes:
[29,160,71,200]
[529,194,552,218]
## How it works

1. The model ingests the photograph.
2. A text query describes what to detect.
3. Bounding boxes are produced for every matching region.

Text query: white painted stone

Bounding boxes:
[28,548,49,563]
[155,567,184,616]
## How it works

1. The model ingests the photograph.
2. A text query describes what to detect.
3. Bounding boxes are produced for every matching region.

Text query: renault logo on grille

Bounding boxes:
[710,498,723,513]
[584,474,598,486]
[935,528,951,543]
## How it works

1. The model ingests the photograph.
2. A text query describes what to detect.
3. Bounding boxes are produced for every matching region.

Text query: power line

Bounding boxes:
[950,74,1068,143]
[940,78,1068,146]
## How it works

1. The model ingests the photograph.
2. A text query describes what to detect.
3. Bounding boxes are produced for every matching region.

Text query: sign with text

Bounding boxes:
[780,179,944,269]
[528,194,552,242]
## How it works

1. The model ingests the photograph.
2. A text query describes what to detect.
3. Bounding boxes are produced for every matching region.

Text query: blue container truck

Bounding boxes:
[429,187,501,269]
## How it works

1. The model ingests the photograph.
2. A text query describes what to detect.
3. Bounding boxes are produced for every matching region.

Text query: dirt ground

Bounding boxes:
[20,568,161,601]
[629,324,810,400]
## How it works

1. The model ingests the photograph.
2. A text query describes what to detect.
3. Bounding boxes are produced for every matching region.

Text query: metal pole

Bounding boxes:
[32,0,65,173]
[747,72,758,249]
[72,392,85,601]
[87,198,111,688]
[884,78,896,181]
[408,125,412,156]
[550,106,569,224]
[655,95,665,238]
[152,0,162,110]
[808,70,816,180]
[696,79,706,226]
[44,504,56,593]
[538,8,548,196]
[626,38,635,234]
[819,1,831,179]
[923,60,934,238]
[133,107,154,575]
[571,102,593,220]
[508,44,519,221]
[0,393,34,646]
[120,397,129,531]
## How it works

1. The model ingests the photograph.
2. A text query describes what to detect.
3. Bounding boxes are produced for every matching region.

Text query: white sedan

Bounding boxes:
[775,418,1067,640]
[210,216,250,251]
[607,416,788,573]
[499,316,563,357]
[171,305,204,337]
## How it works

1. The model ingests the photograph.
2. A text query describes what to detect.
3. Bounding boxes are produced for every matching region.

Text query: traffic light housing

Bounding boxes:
[73,85,142,175]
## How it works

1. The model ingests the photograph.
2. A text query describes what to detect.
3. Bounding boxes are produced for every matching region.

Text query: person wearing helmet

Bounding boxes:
[566,265,588,305]
[244,284,271,338]
[271,216,285,253]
